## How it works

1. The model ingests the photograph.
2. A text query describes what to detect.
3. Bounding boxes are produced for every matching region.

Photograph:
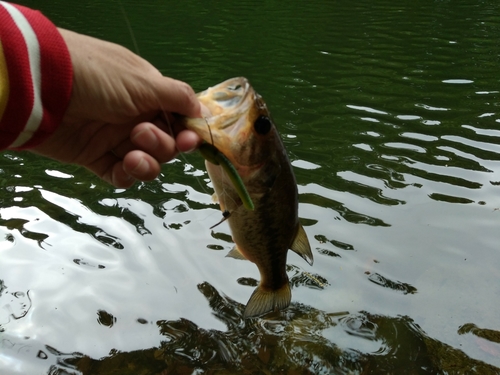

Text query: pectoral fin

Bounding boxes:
[290,224,313,265]
[200,142,254,211]
[212,193,227,212]
[226,245,248,261]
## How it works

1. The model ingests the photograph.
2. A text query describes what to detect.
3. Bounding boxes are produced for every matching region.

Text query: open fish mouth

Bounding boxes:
[205,82,245,110]
[189,77,260,143]
[183,77,272,170]
[197,77,252,118]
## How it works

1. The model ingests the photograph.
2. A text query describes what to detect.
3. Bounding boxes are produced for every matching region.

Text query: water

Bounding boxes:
[1,0,500,373]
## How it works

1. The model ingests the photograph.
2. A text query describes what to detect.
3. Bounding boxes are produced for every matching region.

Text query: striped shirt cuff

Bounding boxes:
[0,2,73,150]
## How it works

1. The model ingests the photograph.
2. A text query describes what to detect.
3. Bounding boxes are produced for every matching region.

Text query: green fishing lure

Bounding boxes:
[198,142,255,211]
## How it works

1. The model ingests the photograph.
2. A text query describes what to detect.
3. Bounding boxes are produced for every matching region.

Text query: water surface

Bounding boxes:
[1,0,500,374]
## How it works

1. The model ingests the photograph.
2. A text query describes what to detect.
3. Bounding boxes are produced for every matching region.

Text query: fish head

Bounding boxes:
[184,77,284,192]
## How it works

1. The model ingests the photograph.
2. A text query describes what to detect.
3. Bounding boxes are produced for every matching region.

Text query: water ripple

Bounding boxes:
[2,0,500,373]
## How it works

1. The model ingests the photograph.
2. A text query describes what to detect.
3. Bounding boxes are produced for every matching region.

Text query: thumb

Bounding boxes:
[153,77,201,118]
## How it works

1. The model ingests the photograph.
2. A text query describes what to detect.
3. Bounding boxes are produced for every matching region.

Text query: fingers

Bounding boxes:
[130,122,177,162]
[86,153,137,189]
[109,123,175,184]
[93,121,201,188]
[121,122,201,184]
[122,150,161,182]
[110,161,136,188]
[130,121,202,159]
[88,151,159,189]
[176,129,203,152]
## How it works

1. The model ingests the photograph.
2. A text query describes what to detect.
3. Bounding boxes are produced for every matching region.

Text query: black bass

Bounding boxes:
[181,77,313,318]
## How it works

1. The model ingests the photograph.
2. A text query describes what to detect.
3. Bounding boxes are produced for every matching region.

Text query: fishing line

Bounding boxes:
[118,2,214,200]
[205,117,215,146]
[118,0,140,55]
[118,4,233,228]
[163,114,213,197]
[204,117,235,227]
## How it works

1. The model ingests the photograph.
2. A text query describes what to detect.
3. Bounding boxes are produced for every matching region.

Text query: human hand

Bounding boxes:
[31,28,203,188]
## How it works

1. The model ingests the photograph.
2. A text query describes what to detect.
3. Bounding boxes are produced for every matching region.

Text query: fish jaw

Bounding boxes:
[182,77,254,150]
[196,77,254,122]
[182,77,278,185]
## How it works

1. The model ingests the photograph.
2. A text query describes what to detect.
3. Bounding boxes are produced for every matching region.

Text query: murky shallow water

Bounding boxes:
[1,0,500,374]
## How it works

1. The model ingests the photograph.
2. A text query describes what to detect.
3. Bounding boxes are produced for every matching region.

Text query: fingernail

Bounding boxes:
[200,103,211,117]
[132,158,150,175]
[132,127,159,150]
[111,167,135,188]
[124,173,134,182]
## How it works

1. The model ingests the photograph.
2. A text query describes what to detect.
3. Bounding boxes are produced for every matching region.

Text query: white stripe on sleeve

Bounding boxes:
[1,1,44,148]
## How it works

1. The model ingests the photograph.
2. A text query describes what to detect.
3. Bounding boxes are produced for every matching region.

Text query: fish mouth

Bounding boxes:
[197,77,253,121]
[181,77,258,210]
[184,77,256,150]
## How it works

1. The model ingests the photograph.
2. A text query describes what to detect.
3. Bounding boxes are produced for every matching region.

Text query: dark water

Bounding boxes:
[1,1,500,374]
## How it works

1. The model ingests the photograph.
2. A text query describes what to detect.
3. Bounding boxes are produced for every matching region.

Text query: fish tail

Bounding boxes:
[243,282,291,318]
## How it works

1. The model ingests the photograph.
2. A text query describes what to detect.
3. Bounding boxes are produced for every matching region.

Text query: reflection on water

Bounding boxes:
[3,282,499,374]
[2,0,500,373]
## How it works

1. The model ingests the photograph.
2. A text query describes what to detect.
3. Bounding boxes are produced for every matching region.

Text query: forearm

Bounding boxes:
[0,2,202,188]
[0,1,72,150]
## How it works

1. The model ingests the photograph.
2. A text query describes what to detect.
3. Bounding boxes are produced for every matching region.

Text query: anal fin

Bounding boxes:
[290,223,313,265]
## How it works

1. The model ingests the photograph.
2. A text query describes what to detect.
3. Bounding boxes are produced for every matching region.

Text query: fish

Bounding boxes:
[180,77,313,318]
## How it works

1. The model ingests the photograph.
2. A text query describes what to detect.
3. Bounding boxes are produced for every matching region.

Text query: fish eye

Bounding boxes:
[229,84,242,91]
[254,115,272,135]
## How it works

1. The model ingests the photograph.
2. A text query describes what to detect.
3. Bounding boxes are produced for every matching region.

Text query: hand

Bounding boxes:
[31,28,202,188]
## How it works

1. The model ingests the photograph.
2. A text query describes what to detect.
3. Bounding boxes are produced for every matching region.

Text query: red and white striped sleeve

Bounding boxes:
[0,1,72,150]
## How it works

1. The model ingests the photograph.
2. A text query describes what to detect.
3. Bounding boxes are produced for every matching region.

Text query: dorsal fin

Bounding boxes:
[290,224,313,265]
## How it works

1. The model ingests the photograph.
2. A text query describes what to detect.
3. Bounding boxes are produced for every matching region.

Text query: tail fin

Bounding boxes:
[243,282,291,318]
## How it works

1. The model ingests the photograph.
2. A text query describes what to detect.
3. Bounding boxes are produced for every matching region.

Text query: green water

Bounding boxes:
[1,1,500,374]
